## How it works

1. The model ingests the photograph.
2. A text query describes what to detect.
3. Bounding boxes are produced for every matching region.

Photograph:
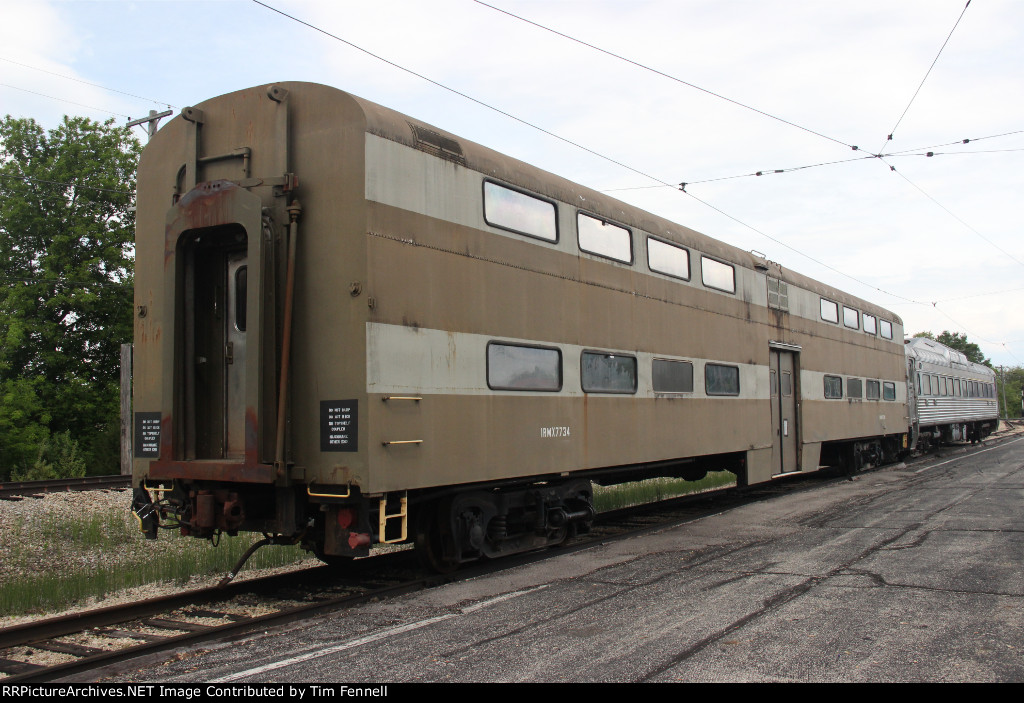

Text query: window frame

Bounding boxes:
[843,306,860,330]
[581,350,638,395]
[824,375,843,399]
[704,363,741,396]
[486,341,563,392]
[700,256,736,294]
[820,298,840,324]
[652,357,695,395]
[577,211,633,264]
[482,179,559,243]
[646,236,691,281]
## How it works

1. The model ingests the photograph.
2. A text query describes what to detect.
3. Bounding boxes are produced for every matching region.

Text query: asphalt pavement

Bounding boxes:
[105,434,1024,683]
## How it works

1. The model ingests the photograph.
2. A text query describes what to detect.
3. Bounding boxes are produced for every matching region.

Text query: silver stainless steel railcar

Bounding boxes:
[131,82,909,568]
[905,337,998,447]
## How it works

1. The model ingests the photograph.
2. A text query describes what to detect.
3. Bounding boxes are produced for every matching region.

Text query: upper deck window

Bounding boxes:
[483,181,557,242]
[883,382,896,401]
[647,237,690,280]
[701,256,735,293]
[879,319,893,339]
[863,314,877,335]
[577,213,632,263]
[843,307,859,330]
[820,299,839,324]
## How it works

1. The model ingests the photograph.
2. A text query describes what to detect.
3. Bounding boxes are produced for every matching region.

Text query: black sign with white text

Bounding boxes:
[320,400,358,452]
[134,412,161,458]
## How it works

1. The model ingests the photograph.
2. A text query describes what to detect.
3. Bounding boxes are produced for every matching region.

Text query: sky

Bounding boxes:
[2,0,1022,367]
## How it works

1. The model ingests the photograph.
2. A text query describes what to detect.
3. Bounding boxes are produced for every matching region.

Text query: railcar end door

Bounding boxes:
[769,348,799,474]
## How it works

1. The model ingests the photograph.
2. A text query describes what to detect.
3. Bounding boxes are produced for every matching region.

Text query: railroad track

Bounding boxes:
[0,469,850,683]
[3,432,1019,683]
[0,476,130,501]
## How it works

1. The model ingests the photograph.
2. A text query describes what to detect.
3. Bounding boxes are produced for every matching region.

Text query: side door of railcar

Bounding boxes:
[769,348,799,474]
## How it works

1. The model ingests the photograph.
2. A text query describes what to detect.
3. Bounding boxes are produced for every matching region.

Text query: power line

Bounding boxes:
[0,83,131,119]
[251,0,672,190]
[680,188,929,307]
[884,129,1024,156]
[884,163,1024,269]
[0,57,175,109]
[877,0,972,153]
[474,0,860,152]
[250,0,1007,349]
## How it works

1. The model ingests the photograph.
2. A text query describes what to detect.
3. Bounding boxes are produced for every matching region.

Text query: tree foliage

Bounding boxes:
[997,366,1024,419]
[0,115,141,479]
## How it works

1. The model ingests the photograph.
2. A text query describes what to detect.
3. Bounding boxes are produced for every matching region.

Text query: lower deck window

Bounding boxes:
[883,381,896,401]
[582,351,637,394]
[653,358,694,394]
[487,343,562,391]
[866,380,880,400]
[824,375,843,399]
[847,378,863,398]
[705,364,740,396]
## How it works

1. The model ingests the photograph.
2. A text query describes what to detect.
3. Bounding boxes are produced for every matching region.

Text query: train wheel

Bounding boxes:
[414,504,459,574]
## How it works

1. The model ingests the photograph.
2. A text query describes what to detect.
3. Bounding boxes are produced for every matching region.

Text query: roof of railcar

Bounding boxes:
[260,82,904,325]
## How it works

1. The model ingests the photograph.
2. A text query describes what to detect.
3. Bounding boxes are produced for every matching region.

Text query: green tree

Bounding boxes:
[912,330,991,367]
[0,115,140,479]
[996,366,1024,419]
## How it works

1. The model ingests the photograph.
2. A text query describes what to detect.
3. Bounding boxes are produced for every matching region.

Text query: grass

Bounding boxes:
[1,472,735,619]
[1,507,309,618]
[593,472,736,512]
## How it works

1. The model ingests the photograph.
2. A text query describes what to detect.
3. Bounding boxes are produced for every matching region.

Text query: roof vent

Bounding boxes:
[409,123,465,164]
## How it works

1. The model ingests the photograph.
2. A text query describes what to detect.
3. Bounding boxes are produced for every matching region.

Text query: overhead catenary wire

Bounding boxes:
[876,0,972,154]
[248,0,1014,349]
[0,83,133,119]
[474,0,860,152]
[882,164,1024,269]
[0,57,176,109]
[250,0,670,190]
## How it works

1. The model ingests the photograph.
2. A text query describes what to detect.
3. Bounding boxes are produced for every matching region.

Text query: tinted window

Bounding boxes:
[578,213,631,263]
[234,265,247,332]
[848,378,863,398]
[487,343,561,391]
[647,238,690,280]
[582,352,636,394]
[705,364,740,396]
[701,257,735,293]
[866,380,880,400]
[652,358,694,394]
[483,181,557,241]
[883,382,896,401]
[824,375,843,399]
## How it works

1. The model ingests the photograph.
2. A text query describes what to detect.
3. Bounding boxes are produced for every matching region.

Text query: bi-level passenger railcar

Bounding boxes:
[131,82,908,567]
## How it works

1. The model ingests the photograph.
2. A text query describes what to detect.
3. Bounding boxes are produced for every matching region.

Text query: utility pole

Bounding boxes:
[1000,365,1009,421]
[127,109,173,140]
